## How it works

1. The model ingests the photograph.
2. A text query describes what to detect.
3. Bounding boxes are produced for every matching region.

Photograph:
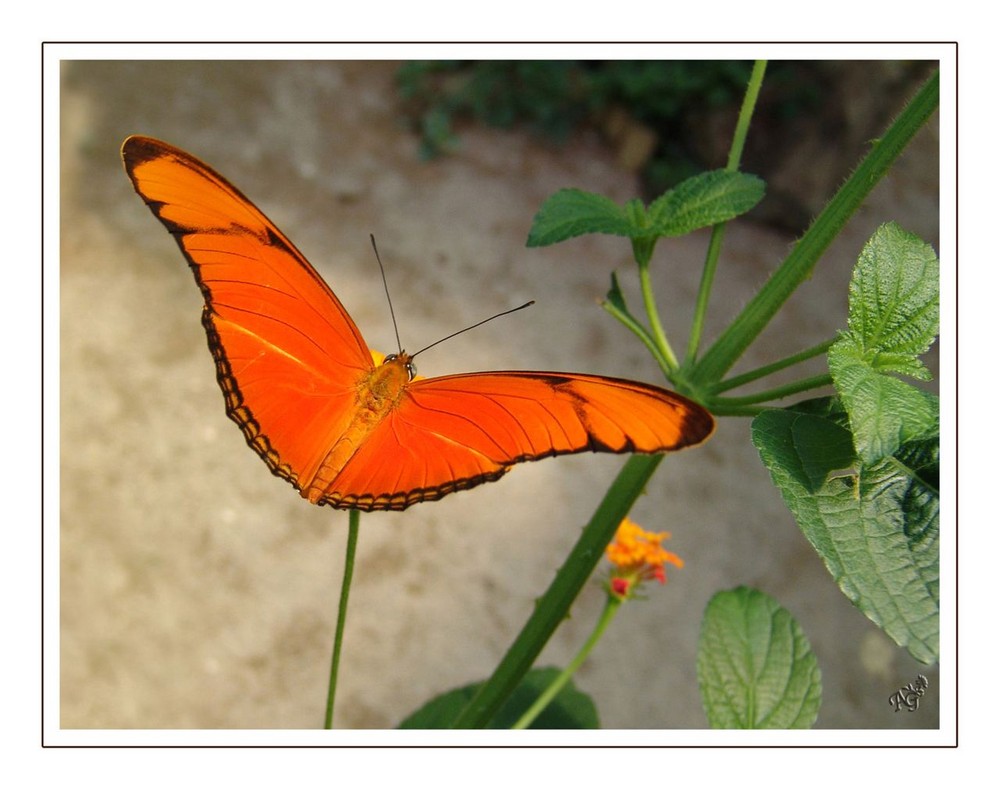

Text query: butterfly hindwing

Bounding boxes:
[315,371,714,510]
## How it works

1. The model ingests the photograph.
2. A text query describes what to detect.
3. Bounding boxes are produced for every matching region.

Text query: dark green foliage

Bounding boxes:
[398,668,599,729]
[396,60,754,188]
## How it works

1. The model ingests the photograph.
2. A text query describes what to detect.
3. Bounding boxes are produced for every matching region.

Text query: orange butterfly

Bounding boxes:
[121,136,714,511]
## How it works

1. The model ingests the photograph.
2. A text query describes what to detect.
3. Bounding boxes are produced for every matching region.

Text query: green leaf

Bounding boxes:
[754,397,856,493]
[526,172,763,248]
[697,587,821,729]
[398,668,599,729]
[526,188,633,246]
[648,170,765,236]
[751,399,939,664]
[862,444,940,620]
[843,223,939,379]
[829,340,939,464]
[829,222,940,464]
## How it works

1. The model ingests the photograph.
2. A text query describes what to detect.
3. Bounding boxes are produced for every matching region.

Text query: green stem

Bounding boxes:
[726,61,767,171]
[601,296,672,380]
[324,509,361,729]
[511,596,622,729]
[711,339,835,394]
[638,262,678,371]
[710,373,833,414]
[449,454,663,728]
[692,69,939,386]
[687,60,767,362]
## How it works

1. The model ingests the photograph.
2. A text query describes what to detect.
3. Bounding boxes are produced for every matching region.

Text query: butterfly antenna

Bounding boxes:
[411,300,535,359]
[370,234,403,354]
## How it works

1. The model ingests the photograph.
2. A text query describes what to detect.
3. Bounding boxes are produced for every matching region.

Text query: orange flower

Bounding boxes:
[605,517,683,599]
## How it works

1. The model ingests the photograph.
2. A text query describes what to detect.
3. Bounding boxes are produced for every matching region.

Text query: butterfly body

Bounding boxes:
[122,135,714,511]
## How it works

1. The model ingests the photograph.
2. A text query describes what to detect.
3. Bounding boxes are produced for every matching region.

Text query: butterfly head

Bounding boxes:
[383,352,418,381]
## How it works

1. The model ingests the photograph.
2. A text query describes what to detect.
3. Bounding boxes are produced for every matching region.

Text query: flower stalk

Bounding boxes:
[511,518,682,728]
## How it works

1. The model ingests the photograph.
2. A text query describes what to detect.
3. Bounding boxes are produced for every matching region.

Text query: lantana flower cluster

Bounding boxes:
[605,517,684,600]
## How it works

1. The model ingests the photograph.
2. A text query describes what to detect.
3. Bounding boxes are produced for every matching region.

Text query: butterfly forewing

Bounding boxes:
[122,136,375,491]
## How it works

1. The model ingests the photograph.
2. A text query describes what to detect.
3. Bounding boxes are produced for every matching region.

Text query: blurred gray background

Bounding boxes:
[59,58,940,730]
